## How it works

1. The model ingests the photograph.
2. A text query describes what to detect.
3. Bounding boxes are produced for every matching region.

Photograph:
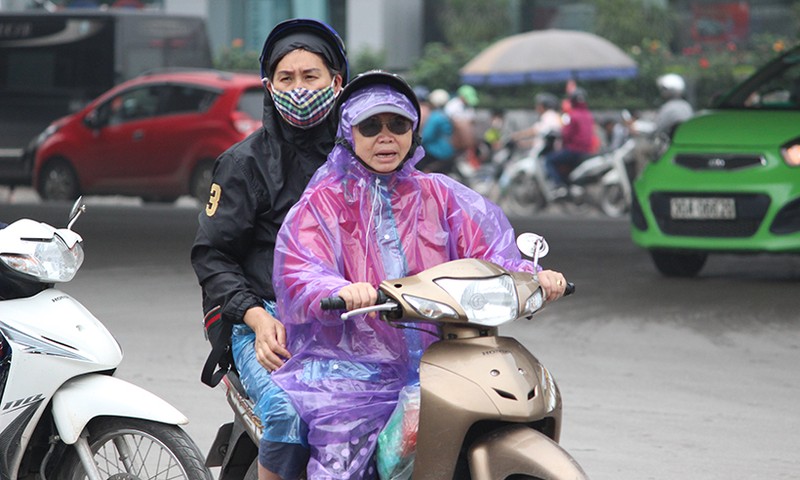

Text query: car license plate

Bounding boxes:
[670,197,736,220]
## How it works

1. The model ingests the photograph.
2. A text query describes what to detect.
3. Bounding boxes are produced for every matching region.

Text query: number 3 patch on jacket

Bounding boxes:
[206,183,221,216]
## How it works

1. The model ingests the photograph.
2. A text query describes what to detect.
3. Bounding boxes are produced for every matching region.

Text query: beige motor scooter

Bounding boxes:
[207,234,588,479]
[321,233,588,480]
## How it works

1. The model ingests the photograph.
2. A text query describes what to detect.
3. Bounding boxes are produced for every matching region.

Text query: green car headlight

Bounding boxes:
[781,142,800,167]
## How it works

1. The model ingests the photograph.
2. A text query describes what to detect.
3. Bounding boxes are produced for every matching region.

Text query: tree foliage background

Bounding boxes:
[404,0,800,111]
[215,0,800,111]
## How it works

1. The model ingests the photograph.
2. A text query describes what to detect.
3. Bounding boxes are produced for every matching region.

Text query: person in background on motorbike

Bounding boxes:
[190,18,349,480]
[543,87,596,198]
[270,70,568,480]
[417,88,455,173]
[654,73,693,138]
[601,109,638,152]
[445,84,483,168]
[511,92,562,156]
[483,108,506,151]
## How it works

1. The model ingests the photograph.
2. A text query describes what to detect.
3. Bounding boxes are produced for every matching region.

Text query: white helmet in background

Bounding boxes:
[657,73,686,98]
[428,88,450,108]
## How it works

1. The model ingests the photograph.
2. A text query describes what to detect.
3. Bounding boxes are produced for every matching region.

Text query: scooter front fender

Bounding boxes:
[600,166,621,186]
[504,156,538,178]
[499,156,540,191]
[469,424,588,480]
[51,374,188,444]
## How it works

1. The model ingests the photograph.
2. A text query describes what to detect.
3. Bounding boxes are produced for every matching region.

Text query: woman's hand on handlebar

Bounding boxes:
[337,282,378,311]
[537,269,569,302]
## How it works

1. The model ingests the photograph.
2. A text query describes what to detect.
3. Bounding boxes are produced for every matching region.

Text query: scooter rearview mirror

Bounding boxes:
[67,196,86,231]
[516,233,549,270]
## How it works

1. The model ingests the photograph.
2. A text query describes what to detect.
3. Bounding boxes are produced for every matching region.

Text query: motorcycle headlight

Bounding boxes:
[434,274,517,326]
[0,235,84,282]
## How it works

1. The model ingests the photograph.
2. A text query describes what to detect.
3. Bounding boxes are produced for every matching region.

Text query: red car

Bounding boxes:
[31,70,263,202]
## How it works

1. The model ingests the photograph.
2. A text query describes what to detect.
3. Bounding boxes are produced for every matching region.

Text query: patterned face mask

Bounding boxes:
[270,79,337,129]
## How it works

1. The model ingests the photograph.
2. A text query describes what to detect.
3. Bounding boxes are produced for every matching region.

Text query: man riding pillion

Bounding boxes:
[191,18,348,480]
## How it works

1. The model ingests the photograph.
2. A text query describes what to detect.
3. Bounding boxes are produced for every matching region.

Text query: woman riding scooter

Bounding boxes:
[271,70,568,479]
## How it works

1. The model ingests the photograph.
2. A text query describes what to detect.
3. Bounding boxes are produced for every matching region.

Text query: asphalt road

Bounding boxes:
[1,197,799,480]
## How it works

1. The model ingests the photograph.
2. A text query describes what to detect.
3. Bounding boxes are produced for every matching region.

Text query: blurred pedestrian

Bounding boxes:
[418,88,455,173]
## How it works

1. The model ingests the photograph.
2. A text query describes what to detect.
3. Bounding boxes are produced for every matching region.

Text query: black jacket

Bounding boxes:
[191,94,336,324]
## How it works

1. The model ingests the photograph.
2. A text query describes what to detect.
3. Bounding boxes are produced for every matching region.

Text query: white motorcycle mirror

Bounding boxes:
[516,233,549,271]
[67,196,86,231]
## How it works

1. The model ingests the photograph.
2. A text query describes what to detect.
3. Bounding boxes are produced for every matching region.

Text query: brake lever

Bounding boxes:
[340,301,399,321]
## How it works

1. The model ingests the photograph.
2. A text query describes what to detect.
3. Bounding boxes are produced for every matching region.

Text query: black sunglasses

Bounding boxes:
[355,115,413,137]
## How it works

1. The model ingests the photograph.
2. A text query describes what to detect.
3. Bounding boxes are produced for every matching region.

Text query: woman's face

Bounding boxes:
[353,113,414,173]
[267,49,341,93]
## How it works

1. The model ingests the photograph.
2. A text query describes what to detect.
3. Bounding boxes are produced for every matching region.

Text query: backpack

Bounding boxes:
[201,305,232,387]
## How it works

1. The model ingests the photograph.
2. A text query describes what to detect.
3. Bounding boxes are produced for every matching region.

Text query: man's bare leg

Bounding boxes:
[259,464,284,480]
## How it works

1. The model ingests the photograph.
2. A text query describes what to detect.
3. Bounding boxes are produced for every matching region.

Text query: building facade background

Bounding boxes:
[1,0,797,73]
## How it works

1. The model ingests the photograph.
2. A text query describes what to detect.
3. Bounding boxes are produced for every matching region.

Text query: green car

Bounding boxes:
[632,46,800,276]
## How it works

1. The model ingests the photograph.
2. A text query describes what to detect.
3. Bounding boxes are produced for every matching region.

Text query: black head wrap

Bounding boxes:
[265,30,344,80]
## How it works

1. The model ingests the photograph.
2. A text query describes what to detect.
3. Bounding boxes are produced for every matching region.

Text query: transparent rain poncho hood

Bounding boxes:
[272,84,540,479]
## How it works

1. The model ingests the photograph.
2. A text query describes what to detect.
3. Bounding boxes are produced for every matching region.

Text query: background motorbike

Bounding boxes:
[496,114,655,218]
[0,199,211,480]
[493,133,574,216]
[568,114,656,217]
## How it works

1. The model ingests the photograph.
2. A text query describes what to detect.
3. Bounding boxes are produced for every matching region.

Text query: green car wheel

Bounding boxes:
[650,251,708,277]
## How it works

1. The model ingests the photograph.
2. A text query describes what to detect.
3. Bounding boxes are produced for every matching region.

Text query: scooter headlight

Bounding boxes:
[0,234,84,282]
[434,274,518,326]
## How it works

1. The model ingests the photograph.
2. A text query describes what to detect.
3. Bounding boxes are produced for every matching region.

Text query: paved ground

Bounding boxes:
[2,197,798,480]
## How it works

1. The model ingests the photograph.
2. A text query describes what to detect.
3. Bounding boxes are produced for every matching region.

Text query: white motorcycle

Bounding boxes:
[495,133,568,216]
[499,115,654,218]
[0,199,211,480]
[568,115,656,218]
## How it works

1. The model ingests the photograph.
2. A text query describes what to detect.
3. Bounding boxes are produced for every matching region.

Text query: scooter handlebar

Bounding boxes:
[320,296,346,310]
[320,291,388,311]
[321,283,574,311]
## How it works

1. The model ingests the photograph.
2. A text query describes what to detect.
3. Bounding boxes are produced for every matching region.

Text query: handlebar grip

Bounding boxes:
[564,282,576,296]
[320,291,389,311]
[320,296,346,311]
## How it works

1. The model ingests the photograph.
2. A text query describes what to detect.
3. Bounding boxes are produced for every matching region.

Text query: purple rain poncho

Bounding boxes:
[272,84,540,479]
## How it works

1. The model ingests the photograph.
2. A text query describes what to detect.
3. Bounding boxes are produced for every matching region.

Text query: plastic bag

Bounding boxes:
[377,385,420,480]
